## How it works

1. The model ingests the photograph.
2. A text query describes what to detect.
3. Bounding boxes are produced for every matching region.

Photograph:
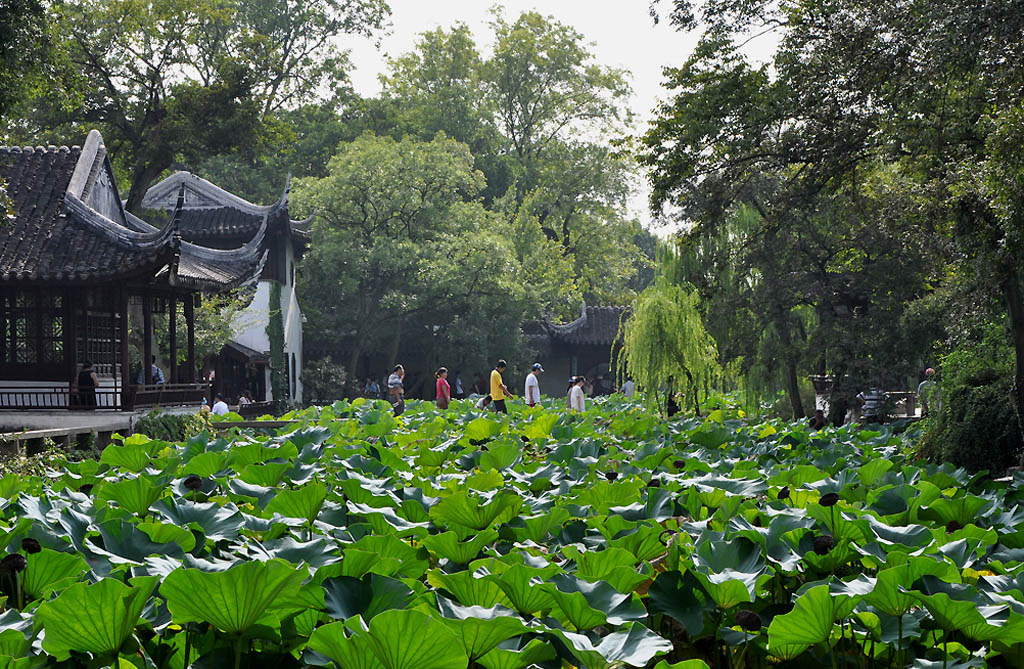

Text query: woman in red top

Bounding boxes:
[435,367,451,409]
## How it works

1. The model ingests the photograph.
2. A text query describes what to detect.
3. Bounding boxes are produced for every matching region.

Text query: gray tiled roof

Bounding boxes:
[0,143,176,282]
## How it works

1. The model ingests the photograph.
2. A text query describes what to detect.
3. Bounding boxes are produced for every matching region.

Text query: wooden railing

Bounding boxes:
[128,383,210,410]
[0,383,209,411]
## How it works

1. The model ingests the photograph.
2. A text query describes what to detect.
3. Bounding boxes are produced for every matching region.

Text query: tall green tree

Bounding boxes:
[5,0,388,211]
[292,133,525,387]
[379,11,648,317]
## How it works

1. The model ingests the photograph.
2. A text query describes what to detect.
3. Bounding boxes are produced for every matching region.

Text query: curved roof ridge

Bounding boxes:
[64,193,178,252]
[143,171,276,215]
[546,300,589,334]
[181,214,267,261]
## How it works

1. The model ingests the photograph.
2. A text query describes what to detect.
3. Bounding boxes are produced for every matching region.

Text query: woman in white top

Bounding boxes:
[569,376,586,412]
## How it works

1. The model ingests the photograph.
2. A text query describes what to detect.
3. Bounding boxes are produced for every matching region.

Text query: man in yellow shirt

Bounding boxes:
[490,360,511,414]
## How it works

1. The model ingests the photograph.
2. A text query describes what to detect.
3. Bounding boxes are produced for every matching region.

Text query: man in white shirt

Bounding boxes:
[569,376,586,412]
[211,393,230,416]
[524,363,544,407]
[621,378,635,398]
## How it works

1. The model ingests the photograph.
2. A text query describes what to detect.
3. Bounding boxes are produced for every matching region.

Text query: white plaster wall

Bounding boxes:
[232,282,271,354]
[284,283,303,402]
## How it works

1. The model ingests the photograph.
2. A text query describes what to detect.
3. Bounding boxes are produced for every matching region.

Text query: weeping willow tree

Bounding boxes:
[616,276,722,416]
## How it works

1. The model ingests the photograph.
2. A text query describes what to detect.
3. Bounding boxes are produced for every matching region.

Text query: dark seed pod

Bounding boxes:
[184,475,204,491]
[819,492,840,507]
[20,538,40,554]
[79,484,94,496]
[813,535,835,555]
[0,553,27,574]
[605,471,618,482]
[672,459,685,469]
[520,435,530,442]
[778,486,790,500]
[946,520,963,534]
[735,609,762,632]
[647,478,661,488]
[752,516,763,528]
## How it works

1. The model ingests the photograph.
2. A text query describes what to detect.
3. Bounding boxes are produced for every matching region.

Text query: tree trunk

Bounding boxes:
[347,340,363,398]
[1003,267,1024,443]
[125,161,167,214]
[773,308,805,420]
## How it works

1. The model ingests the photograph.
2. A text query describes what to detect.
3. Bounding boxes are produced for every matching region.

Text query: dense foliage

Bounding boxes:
[0,399,1021,666]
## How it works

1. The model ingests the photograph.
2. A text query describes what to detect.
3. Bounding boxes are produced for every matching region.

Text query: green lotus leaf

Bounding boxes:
[466,417,503,442]
[551,622,673,668]
[239,462,293,487]
[137,521,197,553]
[767,584,846,659]
[435,596,530,661]
[349,534,430,579]
[428,569,512,608]
[428,490,522,531]
[181,450,229,478]
[861,557,959,616]
[494,564,558,615]
[920,494,992,527]
[565,546,649,592]
[97,475,164,516]
[323,575,413,621]
[87,518,184,565]
[422,529,498,564]
[479,439,522,472]
[544,574,646,629]
[162,559,307,635]
[360,409,397,437]
[652,661,712,669]
[21,547,88,601]
[514,508,571,544]
[308,620,384,669]
[366,609,468,669]
[646,570,713,636]
[36,575,158,661]
[98,441,157,473]
[151,499,244,542]
[478,637,556,669]
[266,482,328,524]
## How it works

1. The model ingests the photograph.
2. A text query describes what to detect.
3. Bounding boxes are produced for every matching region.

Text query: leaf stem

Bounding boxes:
[233,636,242,669]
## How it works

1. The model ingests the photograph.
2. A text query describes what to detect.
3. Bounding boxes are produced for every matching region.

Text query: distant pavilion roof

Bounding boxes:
[526,303,630,349]
[0,130,264,291]
[141,171,311,250]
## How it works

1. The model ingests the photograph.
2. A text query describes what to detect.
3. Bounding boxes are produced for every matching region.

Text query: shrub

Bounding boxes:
[134,409,211,442]
[921,322,1022,473]
[302,357,347,404]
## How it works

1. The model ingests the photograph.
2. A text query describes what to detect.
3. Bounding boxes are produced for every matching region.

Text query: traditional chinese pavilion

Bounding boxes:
[141,172,310,404]
[0,130,266,410]
[524,303,629,397]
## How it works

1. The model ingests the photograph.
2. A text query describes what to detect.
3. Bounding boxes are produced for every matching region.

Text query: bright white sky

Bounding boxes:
[345,2,775,229]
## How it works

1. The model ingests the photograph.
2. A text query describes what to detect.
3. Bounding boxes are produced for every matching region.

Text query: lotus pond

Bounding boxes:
[0,397,1021,668]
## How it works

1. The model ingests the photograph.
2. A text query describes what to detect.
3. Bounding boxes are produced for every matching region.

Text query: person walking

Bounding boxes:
[136,355,165,385]
[365,377,380,398]
[388,365,406,416]
[524,363,544,408]
[490,360,511,414]
[917,367,938,416]
[453,371,466,400]
[435,367,451,409]
[76,360,99,409]
[569,375,587,412]
[620,378,635,398]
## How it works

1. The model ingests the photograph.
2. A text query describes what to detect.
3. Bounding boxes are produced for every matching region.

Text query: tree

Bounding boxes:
[292,133,526,389]
[5,0,388,211]
[379,12,649,316]
[616,274,721,415]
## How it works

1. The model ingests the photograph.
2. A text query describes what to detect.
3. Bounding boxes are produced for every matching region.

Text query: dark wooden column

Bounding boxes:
[119,289,130,408]
[64,288,76,383]
[168,293,177,383]
[143,293,153,385]
[185,294,196,383]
